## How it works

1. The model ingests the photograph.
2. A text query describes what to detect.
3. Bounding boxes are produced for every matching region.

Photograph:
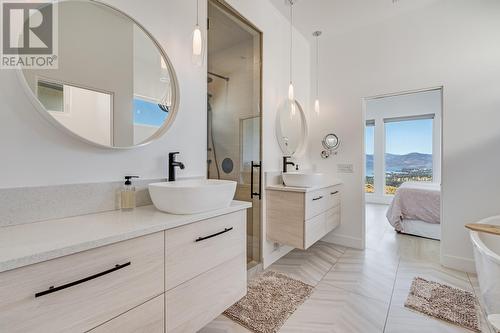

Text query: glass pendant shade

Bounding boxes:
[314,99,320,115]
[288,82,294,101]
[313,31,322,116]
[192,24,203,66]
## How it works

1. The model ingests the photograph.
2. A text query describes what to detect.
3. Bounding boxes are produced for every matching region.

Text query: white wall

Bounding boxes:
[311,0,500,272]
[0,0,207,188]
[226,0,311,267]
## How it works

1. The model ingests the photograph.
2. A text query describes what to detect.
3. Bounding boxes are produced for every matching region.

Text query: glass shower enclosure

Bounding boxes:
[207,0,262,269]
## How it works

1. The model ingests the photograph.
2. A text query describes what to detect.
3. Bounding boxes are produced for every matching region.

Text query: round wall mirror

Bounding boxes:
[20,0,179,149]
[275,100,308,156]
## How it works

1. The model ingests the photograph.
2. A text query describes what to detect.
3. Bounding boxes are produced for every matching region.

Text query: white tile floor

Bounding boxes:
[201,204,493,333]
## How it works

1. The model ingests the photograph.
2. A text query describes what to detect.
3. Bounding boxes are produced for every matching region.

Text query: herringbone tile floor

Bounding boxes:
[201,204,493,333]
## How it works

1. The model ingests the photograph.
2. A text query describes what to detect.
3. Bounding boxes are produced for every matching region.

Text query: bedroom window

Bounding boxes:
[384,116,433,195]
[365,120,375,193]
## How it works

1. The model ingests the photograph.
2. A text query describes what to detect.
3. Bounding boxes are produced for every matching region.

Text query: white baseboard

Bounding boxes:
[441,253,476,273]
[321,233,364,250]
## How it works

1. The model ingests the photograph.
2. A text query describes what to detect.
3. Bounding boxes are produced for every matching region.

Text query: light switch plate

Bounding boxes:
[337,163,354,174]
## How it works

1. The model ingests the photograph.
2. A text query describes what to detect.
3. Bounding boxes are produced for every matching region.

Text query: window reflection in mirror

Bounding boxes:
[37,80,113,146]
[37,81,64,112]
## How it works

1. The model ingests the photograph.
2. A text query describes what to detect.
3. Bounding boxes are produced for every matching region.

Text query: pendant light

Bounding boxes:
[192,0,204,66]
[287,0,296,102]
[313,31,322,115]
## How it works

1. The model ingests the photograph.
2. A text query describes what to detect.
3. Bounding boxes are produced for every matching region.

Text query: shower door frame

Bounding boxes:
[208,0,264,268]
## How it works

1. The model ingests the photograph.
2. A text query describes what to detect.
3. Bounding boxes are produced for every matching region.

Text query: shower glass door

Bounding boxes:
[207,0,262,269]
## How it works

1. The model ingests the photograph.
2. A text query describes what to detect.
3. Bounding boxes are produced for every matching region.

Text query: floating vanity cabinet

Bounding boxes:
[0,232,164,333]
[0,202,250,333]
[267,184,341,250]
[165,210,247,332]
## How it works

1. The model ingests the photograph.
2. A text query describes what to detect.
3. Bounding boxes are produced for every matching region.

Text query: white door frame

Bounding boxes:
[361,86,444,246]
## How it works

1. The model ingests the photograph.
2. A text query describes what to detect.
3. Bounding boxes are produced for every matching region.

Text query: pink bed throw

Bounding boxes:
[386,182,441,231]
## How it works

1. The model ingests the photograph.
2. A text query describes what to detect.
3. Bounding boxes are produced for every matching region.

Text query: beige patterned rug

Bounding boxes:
[405,277,481,332]
[224,271,314,333]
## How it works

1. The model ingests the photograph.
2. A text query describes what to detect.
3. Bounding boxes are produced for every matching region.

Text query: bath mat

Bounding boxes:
[404,277,481,332]
[224,271,313,333]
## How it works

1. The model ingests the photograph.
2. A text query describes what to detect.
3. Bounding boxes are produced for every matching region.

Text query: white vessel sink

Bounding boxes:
[149,179,237,215]
[282,172,326,188]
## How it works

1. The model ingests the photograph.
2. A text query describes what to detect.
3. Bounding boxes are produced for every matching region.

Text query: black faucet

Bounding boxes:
[168,152,185,182]
[282,156,295,173]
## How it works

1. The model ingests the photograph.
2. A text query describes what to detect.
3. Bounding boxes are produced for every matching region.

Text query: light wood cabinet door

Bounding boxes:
[165,210,246,290]
[166,254,247,333]
[88,295,164,333]
[0,232,164,333]
[267,190,305,248]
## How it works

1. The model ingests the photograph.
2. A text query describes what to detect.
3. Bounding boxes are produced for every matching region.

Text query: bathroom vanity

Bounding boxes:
[0,202,250,333]
[266,182,342,250]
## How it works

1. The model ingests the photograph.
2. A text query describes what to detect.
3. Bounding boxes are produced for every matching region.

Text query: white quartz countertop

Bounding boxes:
[0,201,251,273]
[266,180,343,193]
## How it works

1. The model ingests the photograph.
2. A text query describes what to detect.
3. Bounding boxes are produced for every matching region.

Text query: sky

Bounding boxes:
[365,119,433,155]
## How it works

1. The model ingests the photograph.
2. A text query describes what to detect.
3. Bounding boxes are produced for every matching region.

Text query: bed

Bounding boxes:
[386,182,441,240]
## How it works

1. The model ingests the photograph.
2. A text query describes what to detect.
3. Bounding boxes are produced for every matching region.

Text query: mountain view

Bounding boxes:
[365,152,433,194]
[366,152,432,176]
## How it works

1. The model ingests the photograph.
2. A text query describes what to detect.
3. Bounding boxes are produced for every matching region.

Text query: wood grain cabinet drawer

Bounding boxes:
[0,232,164,333]
[165,210,246,290]
[305,189,328,220]
[166,254,247,333]
[89,295,164,333]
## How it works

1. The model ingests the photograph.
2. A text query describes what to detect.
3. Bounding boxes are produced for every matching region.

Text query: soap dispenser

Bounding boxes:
[121,176,139,211]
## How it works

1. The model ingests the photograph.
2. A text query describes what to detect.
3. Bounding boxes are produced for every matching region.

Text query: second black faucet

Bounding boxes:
[168,152,185,181]
[282,156,295,173]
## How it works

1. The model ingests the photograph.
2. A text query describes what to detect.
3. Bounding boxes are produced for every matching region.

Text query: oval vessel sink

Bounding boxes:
[282,172,325,188]
[149,179,237,215]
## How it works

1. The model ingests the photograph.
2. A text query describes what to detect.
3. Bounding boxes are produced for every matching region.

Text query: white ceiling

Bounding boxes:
[269,0,440,43]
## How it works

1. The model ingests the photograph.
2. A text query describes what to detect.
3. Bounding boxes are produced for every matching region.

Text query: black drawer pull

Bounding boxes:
[312,196,323,201]
[35,262,131,298]
[195,227,233,242]
[330,191,339,195]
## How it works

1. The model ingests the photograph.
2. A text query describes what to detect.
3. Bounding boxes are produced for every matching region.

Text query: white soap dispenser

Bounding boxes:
[121,176,139,211]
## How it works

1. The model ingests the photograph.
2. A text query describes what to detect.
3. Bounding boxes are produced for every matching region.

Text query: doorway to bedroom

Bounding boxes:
[363,88,442,243]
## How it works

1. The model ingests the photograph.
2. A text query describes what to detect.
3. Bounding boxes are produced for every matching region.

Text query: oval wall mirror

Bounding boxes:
[20,0,179,149]
[275,100,308,156]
